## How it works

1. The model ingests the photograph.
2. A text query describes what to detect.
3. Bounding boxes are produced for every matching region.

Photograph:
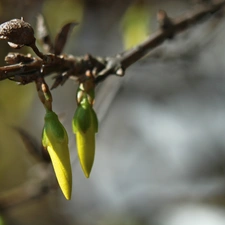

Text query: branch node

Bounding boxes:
[157,9,174,30]
[116,68,125,76]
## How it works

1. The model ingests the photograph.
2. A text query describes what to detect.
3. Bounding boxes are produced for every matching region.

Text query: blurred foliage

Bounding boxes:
[0,81,35,190]
[120,0,151,49]
[42,0,84,40]
[0,81,34,124]
[0,216,4,225]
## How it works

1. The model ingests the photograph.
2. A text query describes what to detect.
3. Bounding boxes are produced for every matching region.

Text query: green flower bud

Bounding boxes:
[42,110,72,200]
[72,103,98,178]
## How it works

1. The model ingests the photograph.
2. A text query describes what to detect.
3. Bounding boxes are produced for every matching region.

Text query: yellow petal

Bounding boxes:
[42,111,72,200]
[48,145,72,200]
[75,127,95,178]
[43,130,72,200]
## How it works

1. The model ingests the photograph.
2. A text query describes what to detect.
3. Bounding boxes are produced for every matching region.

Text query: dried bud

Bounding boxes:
[0,18,35,48]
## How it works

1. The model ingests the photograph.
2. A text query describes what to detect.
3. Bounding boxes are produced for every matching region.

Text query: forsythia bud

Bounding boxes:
[42,110,72,200]
[72,97,98,178]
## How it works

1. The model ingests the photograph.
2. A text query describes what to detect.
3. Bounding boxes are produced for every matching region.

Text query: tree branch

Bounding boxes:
[0,1,224,87]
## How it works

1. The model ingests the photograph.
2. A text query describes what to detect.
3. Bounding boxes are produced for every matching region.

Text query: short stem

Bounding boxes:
[35,76,52,111]
[30,41,44,59]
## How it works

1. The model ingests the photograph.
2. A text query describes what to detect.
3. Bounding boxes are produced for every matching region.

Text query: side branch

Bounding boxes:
[0,0,224,87]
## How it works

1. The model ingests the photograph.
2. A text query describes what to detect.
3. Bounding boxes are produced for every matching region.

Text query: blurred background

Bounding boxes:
[0,0,225,224]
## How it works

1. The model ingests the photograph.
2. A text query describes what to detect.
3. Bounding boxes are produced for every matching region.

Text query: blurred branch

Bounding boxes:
[0,127,53,211]
[0,0,224,87]
[0,163,55,211]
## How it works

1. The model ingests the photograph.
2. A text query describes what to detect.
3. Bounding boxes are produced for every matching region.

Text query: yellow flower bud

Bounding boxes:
[42,110,72,200]
[73,104,98,178]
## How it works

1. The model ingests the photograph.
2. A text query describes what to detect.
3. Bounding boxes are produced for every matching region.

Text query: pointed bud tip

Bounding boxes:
[63,191,72,200]
[80,157,93,178]
[84,171,90,178]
